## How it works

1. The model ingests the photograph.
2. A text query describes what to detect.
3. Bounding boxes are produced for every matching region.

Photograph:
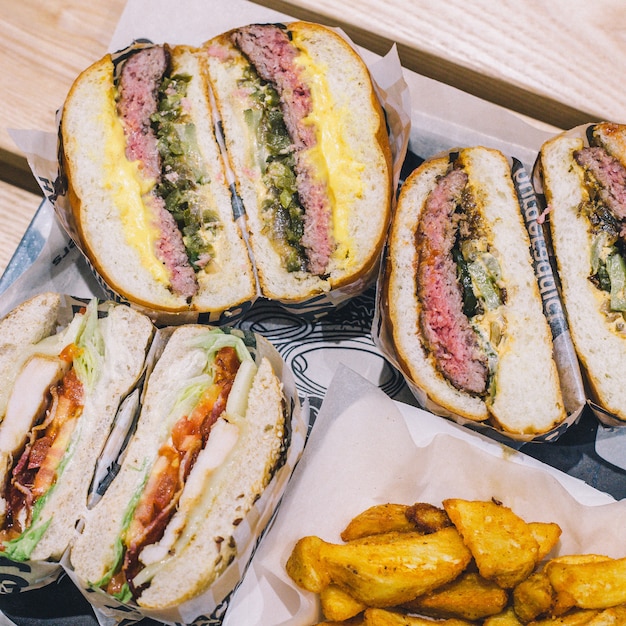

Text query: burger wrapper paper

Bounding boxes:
[223,365,624,625]
[373,149,587,443]
[532,122,626,429]
[58,324,308,626]
[10,0,411,326]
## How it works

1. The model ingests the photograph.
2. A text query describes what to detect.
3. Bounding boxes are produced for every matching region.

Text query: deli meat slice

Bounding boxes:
[416,168,489,395]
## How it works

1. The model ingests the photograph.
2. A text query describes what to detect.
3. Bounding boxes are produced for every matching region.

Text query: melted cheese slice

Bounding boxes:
[291,31,365,267]
[101,89,169,286]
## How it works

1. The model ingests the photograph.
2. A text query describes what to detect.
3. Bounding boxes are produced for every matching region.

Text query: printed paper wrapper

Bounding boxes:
[0,294,150,595]
[532,122,626,428]
[61,325,309,626]
[222,365,624,625]
[13,7,411,326]
[372,149,586,443]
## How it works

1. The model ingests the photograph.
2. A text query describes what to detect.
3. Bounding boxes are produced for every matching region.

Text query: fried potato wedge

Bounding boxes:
[405,502,452,534]
[286,535,329,593]
[402,571,508,620]
[341,504,417,541]
[320,527,471,606]
[483,606,524,625]
[545,556,626,609]
[443,498,540,588]
[362,607,473,625]
[321,584,367,621]
[528,522,562,561]
[513,571,554,622]
[585,605,626,625]
[528,609,601,625]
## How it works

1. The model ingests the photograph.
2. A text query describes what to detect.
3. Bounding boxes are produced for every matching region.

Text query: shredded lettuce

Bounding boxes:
[187,328,253,365]
[72,299,105,391]
[2,425,81,562]
[92,466,149,590]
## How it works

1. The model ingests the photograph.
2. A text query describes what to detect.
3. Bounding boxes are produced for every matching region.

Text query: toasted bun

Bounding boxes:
[0,292,62,421]
[385,147,565,434]
[70,325,285,609]
[540,124,626,420]
[204,21,392,301]
[61,47,256,313]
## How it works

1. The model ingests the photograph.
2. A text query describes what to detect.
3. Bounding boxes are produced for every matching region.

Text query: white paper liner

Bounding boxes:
[223,365,622,625]
[60,327,309,625]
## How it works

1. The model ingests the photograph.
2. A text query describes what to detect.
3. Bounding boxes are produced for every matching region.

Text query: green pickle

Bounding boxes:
[151,73,216,270]
[240,66,307,272]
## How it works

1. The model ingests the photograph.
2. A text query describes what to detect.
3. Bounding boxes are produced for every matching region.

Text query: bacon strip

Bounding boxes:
[0,368,84,543]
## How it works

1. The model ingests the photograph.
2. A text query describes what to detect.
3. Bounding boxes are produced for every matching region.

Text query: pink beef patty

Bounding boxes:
[416,168,489,395]
[232,24,332,275]
[117,46,198,299]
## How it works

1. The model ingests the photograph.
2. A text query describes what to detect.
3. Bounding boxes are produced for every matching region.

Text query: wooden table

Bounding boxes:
[2,0,626,278]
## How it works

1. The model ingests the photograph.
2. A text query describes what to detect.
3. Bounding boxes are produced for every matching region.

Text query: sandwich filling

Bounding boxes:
[0,300,103,561]
[416,163,505,398]
[227,23,364,276]
[571,125,626,330]
[115,46,221,300]
[95,329,255,603]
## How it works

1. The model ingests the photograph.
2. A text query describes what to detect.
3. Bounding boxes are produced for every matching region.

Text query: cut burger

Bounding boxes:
[382,147,566,435]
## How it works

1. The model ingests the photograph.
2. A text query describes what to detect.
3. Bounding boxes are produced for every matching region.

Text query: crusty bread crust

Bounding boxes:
[204,22,392,301]
[541,127,626,420]
[385,147,565,434]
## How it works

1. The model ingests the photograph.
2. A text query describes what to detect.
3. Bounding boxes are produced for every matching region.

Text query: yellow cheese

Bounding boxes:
[291,32,365,267]
[101,89,170,286]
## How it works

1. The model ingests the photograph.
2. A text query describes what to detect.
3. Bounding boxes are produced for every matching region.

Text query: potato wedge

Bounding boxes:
[321,584,367,621]
[512,571,554,622]
[402,571,508,620]
[320,527,472,606]
[443,498,539,588]
[528,522,562,561]
[483,606,524,625]
[545,556,626,609]
[405,502,452,534]
[286,535,330,593]
[363,607,473,625]
[528,609,601,625]
[585,605,626,625]
[341,504,417,541]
